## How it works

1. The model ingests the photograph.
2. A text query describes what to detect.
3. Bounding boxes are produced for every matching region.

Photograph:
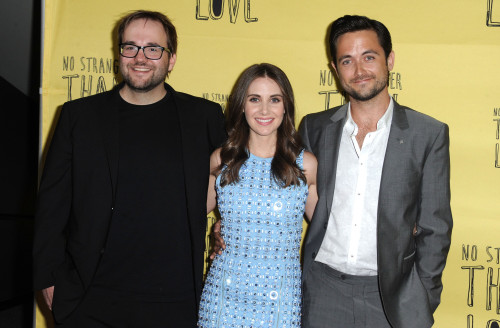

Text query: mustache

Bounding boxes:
[350,75,375,83]
[128,60,152,66]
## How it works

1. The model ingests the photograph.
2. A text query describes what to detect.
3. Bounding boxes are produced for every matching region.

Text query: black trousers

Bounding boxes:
[56,287,197,328]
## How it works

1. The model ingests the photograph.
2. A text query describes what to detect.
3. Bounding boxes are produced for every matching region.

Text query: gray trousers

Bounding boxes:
[302,261,392,328]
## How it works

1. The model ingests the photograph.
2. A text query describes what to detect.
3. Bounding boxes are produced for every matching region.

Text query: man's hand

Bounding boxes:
[210,220,226,260]
[42,286,55,310]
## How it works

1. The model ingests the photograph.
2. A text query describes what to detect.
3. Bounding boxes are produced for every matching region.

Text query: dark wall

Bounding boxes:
[0,76,38,300]
[0,0,40,97]
[0,0,40,327]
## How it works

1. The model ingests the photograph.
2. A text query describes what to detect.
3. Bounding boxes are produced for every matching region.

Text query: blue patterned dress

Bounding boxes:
[198,151,308,328]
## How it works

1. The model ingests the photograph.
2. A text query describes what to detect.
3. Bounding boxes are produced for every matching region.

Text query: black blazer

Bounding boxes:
[33,83,226,323]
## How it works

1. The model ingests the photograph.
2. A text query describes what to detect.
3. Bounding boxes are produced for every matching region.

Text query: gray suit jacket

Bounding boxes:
[299,101,452,328]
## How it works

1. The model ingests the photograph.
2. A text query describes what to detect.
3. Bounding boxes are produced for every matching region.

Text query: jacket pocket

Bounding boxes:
[402,250,416,274]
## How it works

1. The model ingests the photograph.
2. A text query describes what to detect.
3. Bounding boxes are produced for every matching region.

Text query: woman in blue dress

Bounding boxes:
[198,63,318,327]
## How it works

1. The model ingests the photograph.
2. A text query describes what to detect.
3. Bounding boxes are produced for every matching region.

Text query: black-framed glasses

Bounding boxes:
[119,44,170,60]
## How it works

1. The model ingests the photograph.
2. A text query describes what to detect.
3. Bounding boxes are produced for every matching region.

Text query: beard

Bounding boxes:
[120,63,168,93]
[343,70,389,102]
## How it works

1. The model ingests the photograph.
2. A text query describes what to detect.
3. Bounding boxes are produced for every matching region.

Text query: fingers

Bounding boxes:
[209,248,223,260]
[210,229,226,259]
[213,232,226,248]
[213,220,221,229]
[42,286,55,311]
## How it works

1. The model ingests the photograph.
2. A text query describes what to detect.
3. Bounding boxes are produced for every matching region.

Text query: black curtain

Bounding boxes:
[0,0,40,326]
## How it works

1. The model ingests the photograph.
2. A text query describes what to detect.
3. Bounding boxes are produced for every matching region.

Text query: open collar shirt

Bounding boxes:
[315,98,394,276]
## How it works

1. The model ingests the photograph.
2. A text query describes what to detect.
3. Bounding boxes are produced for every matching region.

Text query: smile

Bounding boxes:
[256,118,274,125]
[132,67,151,72]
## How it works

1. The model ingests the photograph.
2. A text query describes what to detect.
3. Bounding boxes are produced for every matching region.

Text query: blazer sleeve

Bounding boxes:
[416,123,453,312]
[206,102,227,151]
[33,104,73,290]
[299,115,312,152]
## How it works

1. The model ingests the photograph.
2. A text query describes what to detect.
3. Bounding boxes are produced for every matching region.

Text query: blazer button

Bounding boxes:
[100,248,105,254]
[324,222,328,229]
[312,252,316,259]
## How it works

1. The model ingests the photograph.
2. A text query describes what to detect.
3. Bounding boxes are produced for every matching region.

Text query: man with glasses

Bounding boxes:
[33,10,226,327]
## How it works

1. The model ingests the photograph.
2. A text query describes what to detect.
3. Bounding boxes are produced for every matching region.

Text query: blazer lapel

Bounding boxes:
[97,86,121,206]
[378,101,410,216]
[324,105,347,214]
[165,83,194,217]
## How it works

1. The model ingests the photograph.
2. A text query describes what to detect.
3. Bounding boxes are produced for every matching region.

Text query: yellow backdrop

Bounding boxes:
[38,0,500,326]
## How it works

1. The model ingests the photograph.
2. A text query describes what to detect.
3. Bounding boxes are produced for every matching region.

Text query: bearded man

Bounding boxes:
[299,15,453,328]
[33,10,226,327]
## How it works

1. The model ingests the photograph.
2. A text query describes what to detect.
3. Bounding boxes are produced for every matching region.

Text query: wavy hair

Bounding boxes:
[219,63,305,187]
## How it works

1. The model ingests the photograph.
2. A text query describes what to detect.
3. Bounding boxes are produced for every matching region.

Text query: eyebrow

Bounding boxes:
[337,54,352,62]
[362,50,380,56]
[246,94,283,97]
[121,41,164,47]
[338,49,380,62]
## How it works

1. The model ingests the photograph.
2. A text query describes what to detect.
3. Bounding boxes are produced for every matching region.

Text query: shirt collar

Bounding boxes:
[345,97,394,134]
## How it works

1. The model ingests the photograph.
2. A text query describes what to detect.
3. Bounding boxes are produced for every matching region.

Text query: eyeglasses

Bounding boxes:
[119,44,170,60]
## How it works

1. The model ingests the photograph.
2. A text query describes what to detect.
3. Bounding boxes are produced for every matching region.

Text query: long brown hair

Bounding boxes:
[219,63,305,187]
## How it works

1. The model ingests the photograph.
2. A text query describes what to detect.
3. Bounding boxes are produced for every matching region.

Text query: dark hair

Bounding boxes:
[118,10,178,55]
[219,63,305,188]
[329,15,392,65]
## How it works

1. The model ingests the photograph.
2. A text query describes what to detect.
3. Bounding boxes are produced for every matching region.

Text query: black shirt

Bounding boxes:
[94,91,194,301]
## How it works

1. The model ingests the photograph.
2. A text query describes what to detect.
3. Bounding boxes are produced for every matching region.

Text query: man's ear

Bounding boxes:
[387,50,395,71]
[330,61,338,76]
[168,53,177,72]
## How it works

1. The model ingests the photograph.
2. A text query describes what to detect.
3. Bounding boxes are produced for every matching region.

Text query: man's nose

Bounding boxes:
[353,60,366,76]
[134,48,148,62]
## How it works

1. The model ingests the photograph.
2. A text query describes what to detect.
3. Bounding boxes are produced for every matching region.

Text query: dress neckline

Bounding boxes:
[248,151,273,161]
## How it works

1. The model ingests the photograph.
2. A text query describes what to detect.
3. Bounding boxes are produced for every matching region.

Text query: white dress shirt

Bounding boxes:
[315,98,394,276]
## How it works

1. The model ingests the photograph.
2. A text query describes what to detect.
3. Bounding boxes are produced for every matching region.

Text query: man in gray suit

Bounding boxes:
[300,15,452,328]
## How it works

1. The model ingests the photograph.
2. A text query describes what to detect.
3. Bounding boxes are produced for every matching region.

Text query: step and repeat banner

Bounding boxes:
[38,0,500,327]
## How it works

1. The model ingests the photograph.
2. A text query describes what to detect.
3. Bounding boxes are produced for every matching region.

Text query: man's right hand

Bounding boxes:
[42,286,55,311]
[210,220,226,260]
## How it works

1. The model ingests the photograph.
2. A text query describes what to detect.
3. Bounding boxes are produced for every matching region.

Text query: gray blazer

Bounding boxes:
[299,101,452,328]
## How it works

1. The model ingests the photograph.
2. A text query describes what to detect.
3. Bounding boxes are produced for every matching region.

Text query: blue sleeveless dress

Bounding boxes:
[198,151,308,327]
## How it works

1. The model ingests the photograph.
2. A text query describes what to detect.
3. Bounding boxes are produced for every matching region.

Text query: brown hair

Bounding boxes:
[118,10,178,54]
[329,15,392,66]
[219,63,305,188]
